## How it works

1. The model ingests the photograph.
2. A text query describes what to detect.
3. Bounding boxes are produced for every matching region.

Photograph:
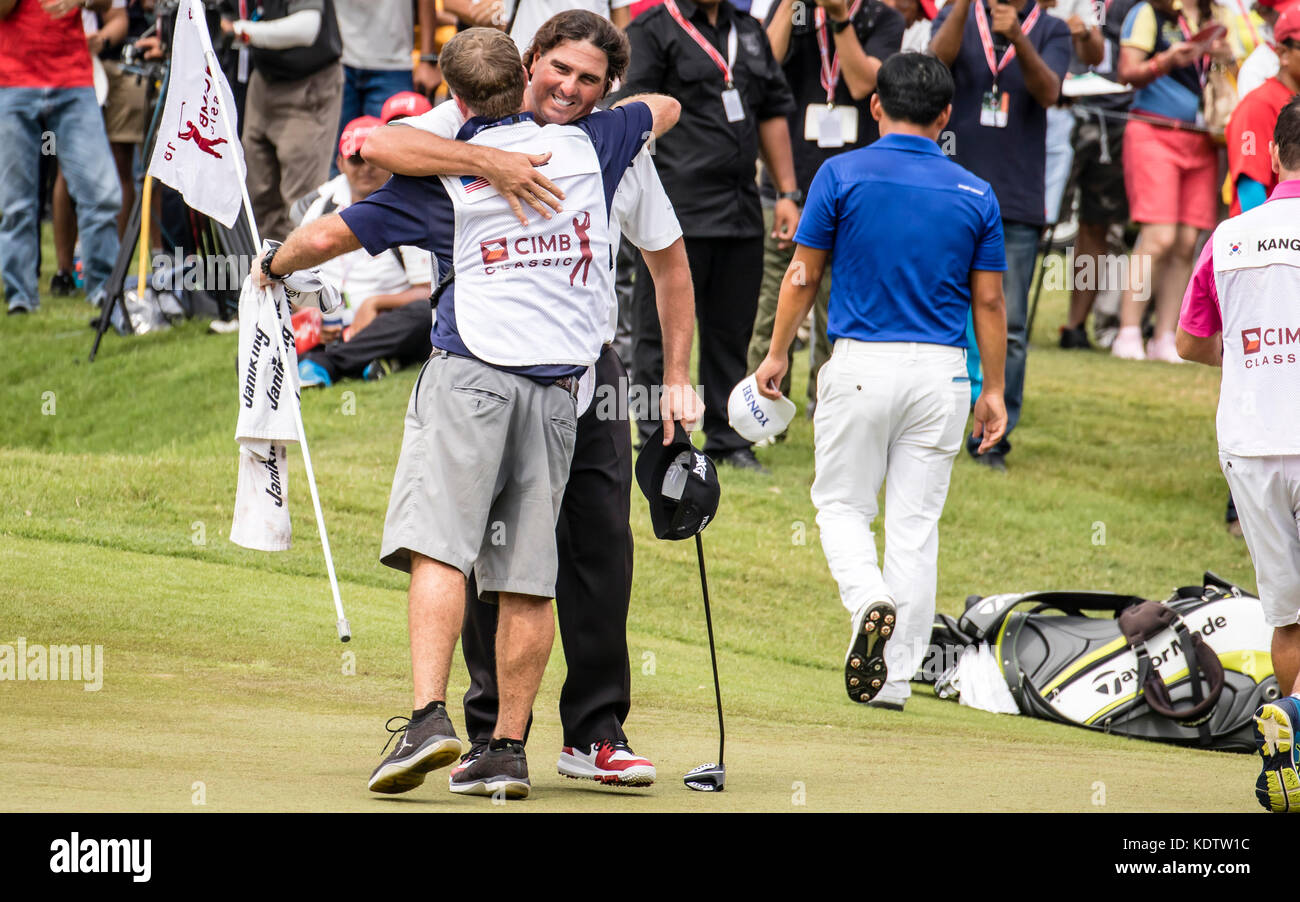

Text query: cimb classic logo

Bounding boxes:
[49,833,151,883]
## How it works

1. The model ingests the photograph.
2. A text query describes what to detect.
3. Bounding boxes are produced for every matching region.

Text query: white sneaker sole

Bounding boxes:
[448,776,531,799]
[368,737,463,794]
[557,754,656,786]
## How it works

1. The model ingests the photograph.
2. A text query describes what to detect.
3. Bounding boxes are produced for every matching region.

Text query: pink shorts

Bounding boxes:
[1122,118,1219,230]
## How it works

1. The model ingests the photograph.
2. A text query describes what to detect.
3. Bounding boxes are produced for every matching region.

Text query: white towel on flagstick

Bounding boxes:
[231,277,297,550]
[232,443,293,550]
[230,251,342,551]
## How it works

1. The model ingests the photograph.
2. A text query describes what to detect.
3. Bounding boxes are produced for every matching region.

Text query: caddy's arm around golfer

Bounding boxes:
[358,98,701,443]
[361,93,682,226]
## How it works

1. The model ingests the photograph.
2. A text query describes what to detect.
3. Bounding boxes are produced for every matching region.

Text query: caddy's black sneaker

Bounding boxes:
[845,598,896,704]
[448,739,488,785]
[448,739,531,799]
[367,707,464,794]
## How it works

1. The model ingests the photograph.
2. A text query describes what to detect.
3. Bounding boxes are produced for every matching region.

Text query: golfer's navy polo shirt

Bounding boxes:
[795,132,1006,349]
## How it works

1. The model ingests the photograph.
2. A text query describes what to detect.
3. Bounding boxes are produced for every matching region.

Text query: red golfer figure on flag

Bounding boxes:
[570,210,592,286]
[178,119,229,159]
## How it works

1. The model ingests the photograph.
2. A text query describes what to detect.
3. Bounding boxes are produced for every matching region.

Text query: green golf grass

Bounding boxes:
[0,227,1262,811]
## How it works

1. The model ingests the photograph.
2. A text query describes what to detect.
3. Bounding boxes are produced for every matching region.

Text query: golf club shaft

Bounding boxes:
[695,534,724,766]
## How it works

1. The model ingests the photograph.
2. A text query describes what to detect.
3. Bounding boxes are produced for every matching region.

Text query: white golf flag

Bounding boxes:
[147,0,245,228]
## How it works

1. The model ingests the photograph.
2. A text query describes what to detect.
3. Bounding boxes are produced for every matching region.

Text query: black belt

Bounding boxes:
[553,375,579,397]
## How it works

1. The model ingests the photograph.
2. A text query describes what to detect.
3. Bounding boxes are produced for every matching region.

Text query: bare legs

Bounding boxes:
[408,553,554,740]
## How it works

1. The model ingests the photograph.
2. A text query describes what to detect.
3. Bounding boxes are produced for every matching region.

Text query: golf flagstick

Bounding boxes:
[205,43,351,644]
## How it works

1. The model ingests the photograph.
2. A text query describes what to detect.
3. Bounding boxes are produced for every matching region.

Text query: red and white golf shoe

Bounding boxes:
[557,740,656,786]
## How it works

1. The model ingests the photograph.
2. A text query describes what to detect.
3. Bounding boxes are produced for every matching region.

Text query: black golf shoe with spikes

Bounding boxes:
[844,599,896,705]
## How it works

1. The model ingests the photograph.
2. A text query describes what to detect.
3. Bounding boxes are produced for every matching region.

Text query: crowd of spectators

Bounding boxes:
[4,0,1299,475]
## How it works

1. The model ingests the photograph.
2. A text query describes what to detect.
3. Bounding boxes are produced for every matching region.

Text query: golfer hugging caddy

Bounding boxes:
[255,27,680,799]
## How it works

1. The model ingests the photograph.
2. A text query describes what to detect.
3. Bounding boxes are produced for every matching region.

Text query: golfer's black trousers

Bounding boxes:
[302,298,432,382]
[631,234,763,455]
[462,344,635,749]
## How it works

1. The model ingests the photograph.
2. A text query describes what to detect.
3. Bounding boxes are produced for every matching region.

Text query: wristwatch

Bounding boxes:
[830,16,854,34]
[260,246,284,282]
[419,53,440,65]
[778,189,804,205]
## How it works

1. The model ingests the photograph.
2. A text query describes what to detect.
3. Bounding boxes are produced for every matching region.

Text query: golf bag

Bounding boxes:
[924,573,1280,752]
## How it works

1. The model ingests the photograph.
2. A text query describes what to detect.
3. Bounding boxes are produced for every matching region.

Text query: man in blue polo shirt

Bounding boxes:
[930,0,1071,471]
[755,52,1007,711]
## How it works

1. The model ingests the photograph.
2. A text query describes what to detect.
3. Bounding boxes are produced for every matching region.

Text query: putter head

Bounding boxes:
[684,762,725,792]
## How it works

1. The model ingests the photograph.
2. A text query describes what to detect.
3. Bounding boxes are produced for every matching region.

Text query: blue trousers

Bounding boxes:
[0,87,120,310]
[333,67,413,175]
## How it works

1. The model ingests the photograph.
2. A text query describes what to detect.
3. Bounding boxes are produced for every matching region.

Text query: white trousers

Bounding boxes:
[812,340,970,703]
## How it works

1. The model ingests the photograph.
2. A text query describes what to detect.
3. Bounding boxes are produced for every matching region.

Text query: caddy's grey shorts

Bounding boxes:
[380,350,579,600]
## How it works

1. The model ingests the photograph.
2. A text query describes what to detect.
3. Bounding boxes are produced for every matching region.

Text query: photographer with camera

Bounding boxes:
[929,0,1071,472]
[1,0,121,316]
[219,0,343,241]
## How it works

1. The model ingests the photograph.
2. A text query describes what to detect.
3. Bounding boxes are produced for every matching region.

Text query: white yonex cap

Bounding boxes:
[727,374,796,443]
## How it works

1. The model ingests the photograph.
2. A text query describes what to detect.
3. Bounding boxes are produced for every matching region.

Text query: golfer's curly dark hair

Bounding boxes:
[523,10,630,95]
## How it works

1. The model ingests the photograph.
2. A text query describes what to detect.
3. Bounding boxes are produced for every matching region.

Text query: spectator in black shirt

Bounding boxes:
[619,0,798,470]
[748,0,903,417]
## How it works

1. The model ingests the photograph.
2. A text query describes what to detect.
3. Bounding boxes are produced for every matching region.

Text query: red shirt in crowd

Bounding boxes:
[629,0,664,19]
[0,0,93,88]
[1226,77,1298,216]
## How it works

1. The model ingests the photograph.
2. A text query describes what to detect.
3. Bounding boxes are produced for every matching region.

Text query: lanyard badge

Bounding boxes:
[666,0,746,122]
[972,0,1042,89]
[813,0,865,102]
[806,0,865,145]
[972,1,1040,128]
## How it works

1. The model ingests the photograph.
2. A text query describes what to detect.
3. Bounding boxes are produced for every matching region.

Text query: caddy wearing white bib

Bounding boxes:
[1177,95,1300,813]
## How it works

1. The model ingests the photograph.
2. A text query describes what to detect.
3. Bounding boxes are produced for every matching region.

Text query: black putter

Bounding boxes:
[684,533,726,792]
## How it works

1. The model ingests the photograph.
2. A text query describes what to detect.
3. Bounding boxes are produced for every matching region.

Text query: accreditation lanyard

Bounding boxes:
[813,0,865,103]
[237,0,251,83]
[1230,0,1261,52]
[1174,13,1209,87]
[665,0,740,88]
[972,0,1042,88]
